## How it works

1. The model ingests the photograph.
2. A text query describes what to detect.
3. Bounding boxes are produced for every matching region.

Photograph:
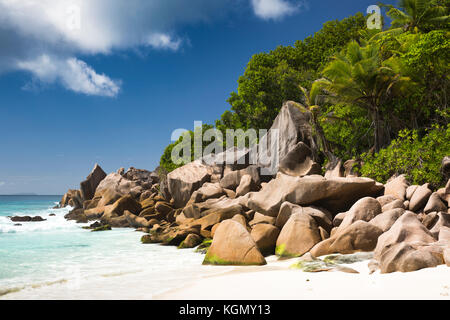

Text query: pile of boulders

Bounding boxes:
[59,101,450,274]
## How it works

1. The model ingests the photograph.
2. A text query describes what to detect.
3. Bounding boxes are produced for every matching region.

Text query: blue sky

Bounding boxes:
[0,0,394,194]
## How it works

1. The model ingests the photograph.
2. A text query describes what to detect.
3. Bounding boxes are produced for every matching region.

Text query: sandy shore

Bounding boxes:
[155,255,450,300]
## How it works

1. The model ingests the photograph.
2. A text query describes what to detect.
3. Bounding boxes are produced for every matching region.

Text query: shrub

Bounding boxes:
[360,125,450,188]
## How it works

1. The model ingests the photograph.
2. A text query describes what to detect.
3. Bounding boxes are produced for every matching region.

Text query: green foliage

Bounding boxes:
[215,13,367,131]
[159,124,215,173]
[360,125,450,188]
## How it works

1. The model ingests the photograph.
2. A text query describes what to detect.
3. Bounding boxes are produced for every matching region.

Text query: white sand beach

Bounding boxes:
[156,255,450,300]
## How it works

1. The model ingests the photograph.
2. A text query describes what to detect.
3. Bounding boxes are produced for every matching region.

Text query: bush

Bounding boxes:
[360,125,450,188]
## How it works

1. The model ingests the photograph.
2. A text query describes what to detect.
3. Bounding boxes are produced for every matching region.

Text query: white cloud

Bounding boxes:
[17,55,120,97]
[251,0,302,20]
[0,0,305,96]
[144,34,182,51]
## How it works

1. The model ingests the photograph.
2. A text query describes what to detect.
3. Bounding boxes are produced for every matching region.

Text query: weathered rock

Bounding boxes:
[64,208,87,223]
[409,184,432,212]
[310,221,383,257]
[343,159,361,177]
[79,164,107,201]
[324,159,344,179]
[101,195,142,222]
[204,220,266,265]
[377,242,443,273]
[155,201,173,216]
[333,212,346,227]
[374,212,436,262]
[235,175,254,197]
[190,183,225,203]
[231,214,248,228]
[190,205,242,231]
[250,224,280,256]
[249,212,276,227]
[369,208,404,232]
[278,142,321,177]
[276,212,321,258]
[10,216,46,222]
[95,173,140,207]
[59,189,83,208]
[338,197,382,231]
[122,167,155,189]
[376,195,398,207]
[178,233,203,249]
[382,199,405,212]
[384,175,408,200]
[406,185,419,200]
[274,202,332,232]
[422,211,439,229]
[219,166,260,191]
[424,193,447,214]
[124,210,151,228]
[253,101,319,175]
[429,212,450,239]
[167,160,212,208]
[247,173,384,216]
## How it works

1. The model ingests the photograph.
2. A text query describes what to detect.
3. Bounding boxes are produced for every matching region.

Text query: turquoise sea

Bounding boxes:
[0,195,230,299]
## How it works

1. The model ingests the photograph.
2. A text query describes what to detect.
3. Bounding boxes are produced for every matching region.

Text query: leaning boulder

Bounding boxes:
[275,212,321,258]
[203,220,266,265]
[79,164,107,201]
[167,160,212,208]
[409,183,432,212]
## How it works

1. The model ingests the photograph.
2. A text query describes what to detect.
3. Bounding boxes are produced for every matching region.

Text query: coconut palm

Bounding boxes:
[297,81,334,159]
[382,0,449,33]
[321,40,413,152]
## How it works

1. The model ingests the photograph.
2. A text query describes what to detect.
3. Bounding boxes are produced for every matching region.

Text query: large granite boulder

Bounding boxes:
[250,224,280,256]
[369,208,405,232]
[189,182,225,203]
[248,173,384,216]
[409,183,432,212]
[79,164,107,201]
[384,175,409,200]
[374,212,439,273]
[124,210,151,228]
[278,142,321,177]
[424,193,447,214]
[219,166,260,191]
[59,189,83,209]
[122,167,155,189]
[310,221,383,257]
[95,173,140,203]
[167,160,212,208]
[203,220,266,265]
[275,212,321,258]
[101,195,142,222]
[254,101,319,176]
[338,197,382,230]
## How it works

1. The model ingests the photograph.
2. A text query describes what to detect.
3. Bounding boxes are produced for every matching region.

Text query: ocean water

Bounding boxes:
[0,195,232,299]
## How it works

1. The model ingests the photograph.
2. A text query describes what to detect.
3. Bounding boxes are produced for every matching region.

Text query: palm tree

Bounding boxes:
[321,40,413,152]
[381,0,449,33]
[297,81,334,159]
